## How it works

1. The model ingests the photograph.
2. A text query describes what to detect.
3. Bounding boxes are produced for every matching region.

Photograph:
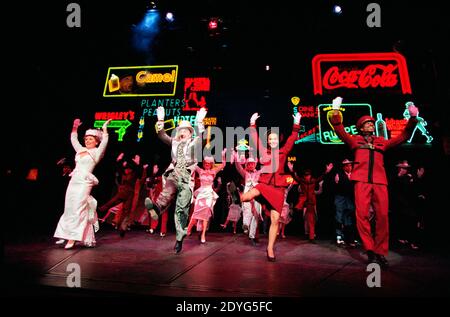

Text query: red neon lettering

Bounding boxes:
[322,64,399,90]
[312,53,412,95]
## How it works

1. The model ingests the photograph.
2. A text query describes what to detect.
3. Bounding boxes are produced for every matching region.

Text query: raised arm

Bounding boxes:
[70,119,83,152]
[249,113,267,160]
[281,112,301,153]
[192,107,207,146]
[233,151,247,179]
[156,106,172,146]
[384,102,419,150]
[212,148,227,173]
[330,97,358,149]
[95,119,111,162]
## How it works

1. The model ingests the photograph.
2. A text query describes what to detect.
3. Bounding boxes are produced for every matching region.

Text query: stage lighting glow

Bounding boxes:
[265,65,270,71]
[165,12,174,22]
[333,5,342,14]
[132,10,160,54]
[208,18,218,30]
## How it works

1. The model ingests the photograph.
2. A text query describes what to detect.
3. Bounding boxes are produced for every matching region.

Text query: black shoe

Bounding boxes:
[145,197,159,221]
[367,250,377,264]
[119,229,126,238]
[251,238,259,246]
[309,239,316,244]
[266,250,276,262]
[375,254,389,269]
[174,240,183,254]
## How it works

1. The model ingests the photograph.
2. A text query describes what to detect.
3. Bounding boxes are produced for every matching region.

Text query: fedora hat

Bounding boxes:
[342,159,353,165]
[396,160,411,168]
[177,120,194,134]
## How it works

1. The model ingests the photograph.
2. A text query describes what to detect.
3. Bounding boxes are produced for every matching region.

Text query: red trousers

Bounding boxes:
[354,182,389,256]
[304,204,316,240]
[297,197,316,240]
[150,211,169,234]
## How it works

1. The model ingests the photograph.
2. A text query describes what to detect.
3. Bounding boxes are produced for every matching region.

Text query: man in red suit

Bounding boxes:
[330,97,418,268]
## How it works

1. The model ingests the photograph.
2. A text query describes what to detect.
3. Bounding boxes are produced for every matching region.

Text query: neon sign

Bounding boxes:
[292,96,318,143]
[318,103,373,144]
[403,105,433,144]
[95,111,135,121]
[312,53,412,95]
[103,65,178,97]
[94,120,132,142]
[184,77,210,111]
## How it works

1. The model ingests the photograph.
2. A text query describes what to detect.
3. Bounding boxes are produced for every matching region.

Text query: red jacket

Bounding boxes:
[330,114,417,185]
[250,123,300,187]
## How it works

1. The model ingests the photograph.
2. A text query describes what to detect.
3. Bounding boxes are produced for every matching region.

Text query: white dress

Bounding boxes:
[54,132,108,246]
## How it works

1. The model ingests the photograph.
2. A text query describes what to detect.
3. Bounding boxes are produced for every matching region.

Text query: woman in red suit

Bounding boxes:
[237,112,301,261]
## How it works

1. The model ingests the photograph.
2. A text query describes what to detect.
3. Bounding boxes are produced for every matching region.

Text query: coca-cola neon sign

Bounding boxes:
[312,53,412,95]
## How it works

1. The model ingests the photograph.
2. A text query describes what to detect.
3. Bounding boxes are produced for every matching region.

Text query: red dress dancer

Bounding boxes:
[238,112,301,261]
[330,97,418,267]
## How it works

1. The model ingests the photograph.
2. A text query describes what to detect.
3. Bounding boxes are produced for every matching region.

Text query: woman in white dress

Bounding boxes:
[54,118,111,249]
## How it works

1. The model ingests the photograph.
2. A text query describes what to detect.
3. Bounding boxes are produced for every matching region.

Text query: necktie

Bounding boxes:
[177,141,187,169]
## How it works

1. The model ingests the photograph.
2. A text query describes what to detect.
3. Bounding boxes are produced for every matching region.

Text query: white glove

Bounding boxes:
[332,97,343,110]
[250,113,260,125]
[196,107,207,123]
[293,112,301,125]
[156,106,165,121]
[102,119,112,133]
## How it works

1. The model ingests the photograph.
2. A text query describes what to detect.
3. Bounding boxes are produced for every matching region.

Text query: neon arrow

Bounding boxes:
[94,120,132,141]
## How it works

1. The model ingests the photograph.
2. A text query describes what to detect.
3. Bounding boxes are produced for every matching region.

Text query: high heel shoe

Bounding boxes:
[266,250,276,262]
[55,239,65,245]
[65,240,75,249]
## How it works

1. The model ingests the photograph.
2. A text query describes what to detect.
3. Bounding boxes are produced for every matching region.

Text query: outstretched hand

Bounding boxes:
[293,112,301,125]
[332,96,343,110]
[73,119,82,128]
[287,161,294,172]
[156,106,165,121]
[196,107,208,122]
[102,119,112,132]
[250,113,260,125]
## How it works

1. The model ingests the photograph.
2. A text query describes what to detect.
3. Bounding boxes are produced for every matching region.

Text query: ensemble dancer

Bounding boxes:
[330,97,418,268]
[145,106,207,253]
[187,149,227,243]
[54,118,111,249]
[235,111,301,261]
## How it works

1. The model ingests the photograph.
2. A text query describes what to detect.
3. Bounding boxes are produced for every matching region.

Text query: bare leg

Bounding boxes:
[233,221,237,234]
[267,210,280,258]
[187,218,197,236]
[201,220,207,242]
[281,223,286,238]
[221,220,229,229]
[241,188,261,202]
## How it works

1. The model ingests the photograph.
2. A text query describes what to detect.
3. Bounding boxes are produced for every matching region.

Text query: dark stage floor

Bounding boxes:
[3,227,450,299]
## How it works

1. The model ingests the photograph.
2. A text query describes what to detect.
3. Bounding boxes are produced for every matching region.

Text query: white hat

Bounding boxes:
[203,156,215,163]
[85,129,103,141]
[177,121,194,134]
[246,157,258,164]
